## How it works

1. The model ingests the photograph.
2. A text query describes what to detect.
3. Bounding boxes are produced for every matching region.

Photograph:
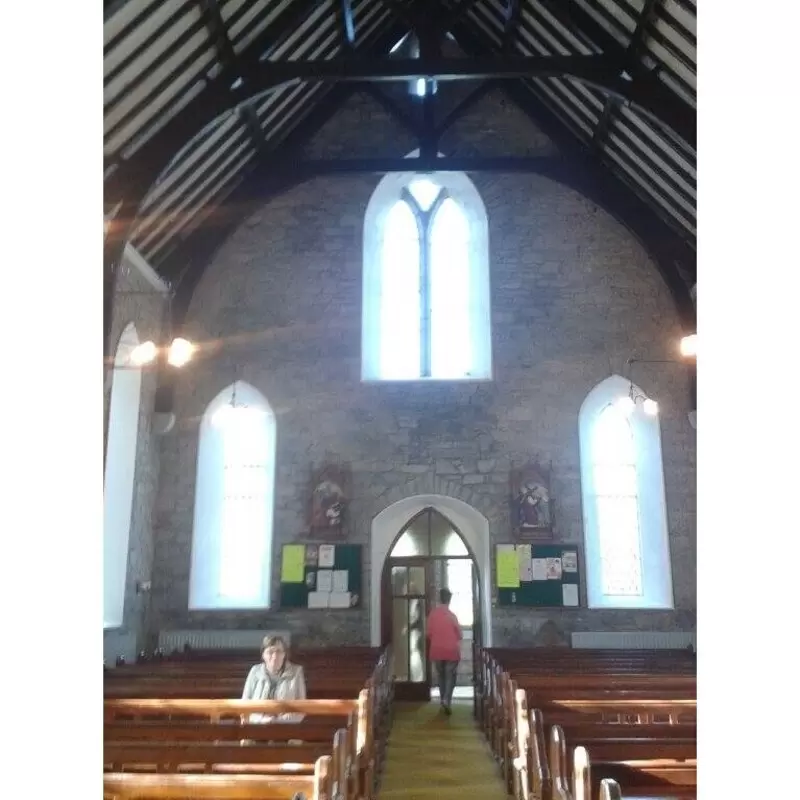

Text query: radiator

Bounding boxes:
[158,629,291,652]
[571,631,696,650]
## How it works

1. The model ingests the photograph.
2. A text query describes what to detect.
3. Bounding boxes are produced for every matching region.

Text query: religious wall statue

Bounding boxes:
[510,460,554,540]
[309,463,351,537]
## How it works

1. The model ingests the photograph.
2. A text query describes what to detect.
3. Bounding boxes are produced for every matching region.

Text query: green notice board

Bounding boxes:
[280,543,362,609]
[495,543,581,608]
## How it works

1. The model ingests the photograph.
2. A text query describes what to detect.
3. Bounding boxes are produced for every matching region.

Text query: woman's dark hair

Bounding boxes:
[440,588,452,604]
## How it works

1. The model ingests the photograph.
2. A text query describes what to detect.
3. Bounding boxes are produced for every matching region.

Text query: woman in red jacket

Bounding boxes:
[425,588,462,715]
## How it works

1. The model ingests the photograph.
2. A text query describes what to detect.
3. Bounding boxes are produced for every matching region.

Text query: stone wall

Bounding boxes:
[104,247,167,660]
[149,90,696,646]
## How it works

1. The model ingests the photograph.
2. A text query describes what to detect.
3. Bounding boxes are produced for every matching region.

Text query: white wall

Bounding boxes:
[369,493,493,647]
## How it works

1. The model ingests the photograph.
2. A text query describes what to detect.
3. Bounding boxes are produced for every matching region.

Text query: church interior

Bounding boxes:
[103,0,698,797]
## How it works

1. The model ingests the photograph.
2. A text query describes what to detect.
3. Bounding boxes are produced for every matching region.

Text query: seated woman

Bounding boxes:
[241,635,306,723]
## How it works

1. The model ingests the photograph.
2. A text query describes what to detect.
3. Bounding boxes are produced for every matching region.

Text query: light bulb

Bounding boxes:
[615,396,635,415]
[643,398,659,416]
[167,337,194,367]
[129,340,157,366]
[680,333,697,358]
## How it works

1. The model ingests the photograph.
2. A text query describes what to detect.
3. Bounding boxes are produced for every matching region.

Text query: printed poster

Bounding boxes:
[562,551,578,573]
[532,558,547,581]
[316,569,333,593]
[562,584,579,607]
[333,570,349,593]
[497,545,520,588]
[318,545,336,568]
[545,557,562,580]
[518,544,533,582]
[281,545,306,583]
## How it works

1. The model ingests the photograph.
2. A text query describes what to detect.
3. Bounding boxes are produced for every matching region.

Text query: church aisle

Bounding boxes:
[377,702,508,800]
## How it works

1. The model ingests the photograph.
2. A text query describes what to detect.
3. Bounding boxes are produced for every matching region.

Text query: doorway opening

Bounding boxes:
[381,507,482,702]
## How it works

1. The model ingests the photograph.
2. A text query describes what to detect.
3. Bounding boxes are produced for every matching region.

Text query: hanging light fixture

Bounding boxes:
[124,336,195,368]
[616,382,659,417]
[129,340,158,366]
[119,289,196,370]
[167,337,195,367]
[679,333,697,358]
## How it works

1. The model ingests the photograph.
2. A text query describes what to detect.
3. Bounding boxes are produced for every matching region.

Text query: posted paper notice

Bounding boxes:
[546,558,562,580]
[497,545,520,588]
[316,569,333,593]
[318,545,335,568]
[562,551,578,572]
[562,584,579,607]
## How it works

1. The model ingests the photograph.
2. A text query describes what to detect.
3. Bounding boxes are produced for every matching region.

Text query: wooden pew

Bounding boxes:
[104,647,393,800]
[497,676,695,787]
[481,650,695,750]
[512,692,697,800]
[533,712,696,799]
[477,647,695,748]
[485,654,696,776]
[104,754,331,799]
[105,698,370,799]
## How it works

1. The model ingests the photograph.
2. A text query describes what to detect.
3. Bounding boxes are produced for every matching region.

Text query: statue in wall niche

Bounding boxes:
[308,463,351,538]
[510,460,554,540]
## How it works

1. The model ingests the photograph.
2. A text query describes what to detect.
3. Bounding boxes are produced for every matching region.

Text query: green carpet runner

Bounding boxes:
[378,702,508,799]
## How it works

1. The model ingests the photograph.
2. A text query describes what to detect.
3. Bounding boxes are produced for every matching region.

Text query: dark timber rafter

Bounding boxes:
[433,80,496,139]
[359,85,423,139]
[592,0,663,153]
[103,0,396,360]
[447,19,695,328]
[104,55,693,212]
[502,0,522,52]
[196,0,266,152]
[105,0,697,363]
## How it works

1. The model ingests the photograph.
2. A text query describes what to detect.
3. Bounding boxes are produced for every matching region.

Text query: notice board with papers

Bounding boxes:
[495,543,581,608]
[280,543,362,609]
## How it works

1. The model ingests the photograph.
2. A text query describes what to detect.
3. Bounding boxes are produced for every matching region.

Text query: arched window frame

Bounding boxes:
[104,322,143,629]
[362,165,492,381]
[578,375,674,610]
[189,381,277,611]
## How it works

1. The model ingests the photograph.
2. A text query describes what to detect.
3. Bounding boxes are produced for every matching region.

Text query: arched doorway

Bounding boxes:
[381,508,482,702]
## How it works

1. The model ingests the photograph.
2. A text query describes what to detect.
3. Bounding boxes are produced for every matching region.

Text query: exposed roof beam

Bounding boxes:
[359,85,423,138]
[445,15,694,325]
[434,80,496,138]
[163,84,360,316]
[103,0,327,208]
[196,0,237,71]
[196,0,267,153]
[443,0,482,29]
[592,0,662,154]
[536,0,693,147]
[502,0,521,51]
[262,154,579,173]
[104,51,693,211]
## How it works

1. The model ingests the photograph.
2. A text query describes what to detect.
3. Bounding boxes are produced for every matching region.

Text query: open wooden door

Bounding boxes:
[380,508,478,703]
[385,558,432,702]
[471,559,483,717]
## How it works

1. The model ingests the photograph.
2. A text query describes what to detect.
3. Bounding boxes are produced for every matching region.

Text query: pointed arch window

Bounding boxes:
[103,322,143,629]
[362,170,491,380]
[189,381,276,610]
[579,376,674,609]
